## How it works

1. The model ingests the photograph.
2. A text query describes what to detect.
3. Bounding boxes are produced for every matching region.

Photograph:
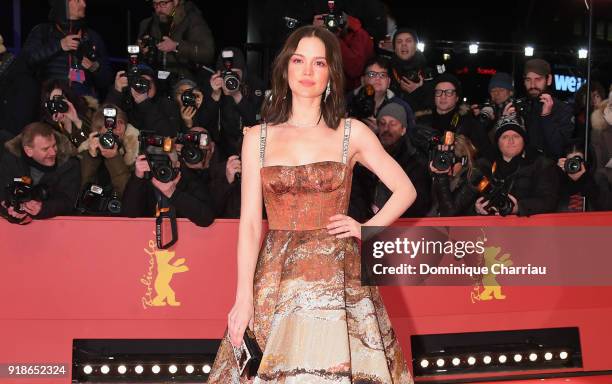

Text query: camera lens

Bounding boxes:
[155,165,174,183]
[99,132,115,149]
[565,157,583,174]
[107,199,122,214]
[181,145,204,164]
[224,76,239,91]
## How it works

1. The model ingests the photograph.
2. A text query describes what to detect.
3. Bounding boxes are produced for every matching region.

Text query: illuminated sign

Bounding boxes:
[554,74,585,93]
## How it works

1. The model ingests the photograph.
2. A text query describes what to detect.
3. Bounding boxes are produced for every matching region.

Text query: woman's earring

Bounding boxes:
[324,81,331,102]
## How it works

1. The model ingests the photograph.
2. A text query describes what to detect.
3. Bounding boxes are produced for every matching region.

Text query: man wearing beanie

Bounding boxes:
[349,102,431,221]
[413,73,496,162]
[474,114,559,216]
[511,58,574,159]
[22,0,112,97]
[473,72,515,140]
[388,28,434,113]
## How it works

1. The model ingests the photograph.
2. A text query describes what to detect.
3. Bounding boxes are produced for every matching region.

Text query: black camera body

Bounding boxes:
[96,107,118,150]
[5,177,49,213]
[323,0,345,33]
[181,88,197,108]
[476,101,494,124]
[176,131,209,165]
[139,35,162,68]
[565,155,584,174]
[139,131,180,183]
[429,131,457,172]
[392,64,434,84]
[124,45,151,95]
[476,175,514,216]
[76,183,121,214]
[44,95,69,115]
[76,36,97,62]
[221,50,240,91]
[348,84,375,119]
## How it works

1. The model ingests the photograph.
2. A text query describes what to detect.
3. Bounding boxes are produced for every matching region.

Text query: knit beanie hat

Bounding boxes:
[377,102,407,128]
[494,114,528,143]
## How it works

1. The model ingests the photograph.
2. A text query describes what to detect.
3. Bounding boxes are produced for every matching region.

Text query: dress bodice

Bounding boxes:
[259,120,353,231]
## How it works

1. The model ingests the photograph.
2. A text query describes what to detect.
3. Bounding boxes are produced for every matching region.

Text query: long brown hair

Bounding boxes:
[261,26,345,129]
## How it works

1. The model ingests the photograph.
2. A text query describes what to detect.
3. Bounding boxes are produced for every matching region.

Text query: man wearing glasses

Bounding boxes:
[413,73,496,162]
[138,0,215,79]
[346,57,414,133]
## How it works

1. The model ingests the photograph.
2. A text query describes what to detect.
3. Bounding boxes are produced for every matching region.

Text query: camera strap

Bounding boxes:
[155,195,178,249]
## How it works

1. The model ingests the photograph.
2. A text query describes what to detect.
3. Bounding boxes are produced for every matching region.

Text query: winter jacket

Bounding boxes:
[590,98,612,185]
[523,96,575,160]
[430,166,483,217]
[339,15,374,91]
[0,132,80,219]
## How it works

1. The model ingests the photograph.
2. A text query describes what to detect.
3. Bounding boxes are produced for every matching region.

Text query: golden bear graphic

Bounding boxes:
[471,245,512,302]
[152,250,189,306]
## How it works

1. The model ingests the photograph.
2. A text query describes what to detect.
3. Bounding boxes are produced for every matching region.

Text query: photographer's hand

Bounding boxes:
[475,197,490,215]
[502,102,515,117]
[22,200,42,216]
[65,100,83,129]
[193,89,204,109]
[507,194,518,214]
[87,132,100,157]
[131,88,149,104]
[210,71,223,102]
[134,154,151,179]
[99,144,119,159]
[114,71,128,93]
[180,106,197,128]
[157,36,178,53]
[151,173,181,198]
[312,14,325,27]
[81,57,99,72]
[400,75,423,94]
[226,155,242,184]
[60,34,80,52]
[1,201,29,220]
[540,93,554,116]
[558,156,587,181]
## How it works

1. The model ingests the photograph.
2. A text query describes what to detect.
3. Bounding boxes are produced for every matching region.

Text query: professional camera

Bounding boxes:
[348,84,375,119]
[392,64,435,84]
[429,131,457,172]
[123,45,151,95]
[139,131,180,183]
[5,177,49,213]
[284,16,301,29]
[75,183,121,214]
[221,50,240,91]
[75,36,97,62]
[96,107,118,150]
[139,35,161,67]
[176,131,209,165]
[475,173,514,216]
[475,101,495,124]
[181,88,197,108]
[510,97,532,117]
[565,155,584,174]
[44,95,69,115]
[323,1,345,33]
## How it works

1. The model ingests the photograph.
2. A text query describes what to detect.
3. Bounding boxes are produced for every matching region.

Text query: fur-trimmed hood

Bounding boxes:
[591,98,612,132]
[4,131,76,167]
[77,123,140,166]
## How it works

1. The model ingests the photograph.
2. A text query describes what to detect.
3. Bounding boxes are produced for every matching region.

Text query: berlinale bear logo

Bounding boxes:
[471,245,512,303]
[141,239,189,308]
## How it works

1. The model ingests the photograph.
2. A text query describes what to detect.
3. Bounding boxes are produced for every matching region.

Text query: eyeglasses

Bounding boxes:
[152,0,173,8]
[365,71,389,79]
[434,89,456,97]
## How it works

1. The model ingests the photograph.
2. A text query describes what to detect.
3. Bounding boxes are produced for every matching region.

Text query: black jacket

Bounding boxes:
[389,52,434,113]
[0,132,80,219]
[106,88,182,137]
[481,148,560,216]
[22,22,112,97]
[523,96,575,159]
[349,135,431,221]
[431,166,483,217]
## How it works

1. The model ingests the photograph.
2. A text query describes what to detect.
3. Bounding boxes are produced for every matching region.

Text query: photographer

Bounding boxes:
[414,74,496,162]
[471,72,514,140]
[78,105,139,199]
[173,79,216,133]
[313,6,374,91]
[122,128,223,227]
[388,28,433,113]
[349,103,430,221]
[505,59,574,160]
[106,66,182,137]
[208,47,265,157]
[346,56,415,132]
[138,0,215,78]
[40,79,96,149]
[22,0,112,97]
[0,122,80,224]
[474,115,559,216]
[429,134,483,217]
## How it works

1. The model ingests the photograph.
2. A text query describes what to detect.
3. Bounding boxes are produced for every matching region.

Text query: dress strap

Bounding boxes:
[342,118,351,164]
[259,122,268,168]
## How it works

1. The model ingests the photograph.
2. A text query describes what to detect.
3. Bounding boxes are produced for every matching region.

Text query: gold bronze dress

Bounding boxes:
[208,120,413,383]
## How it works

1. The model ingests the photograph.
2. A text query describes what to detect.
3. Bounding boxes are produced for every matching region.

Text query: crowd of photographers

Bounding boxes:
[1,0,612,228]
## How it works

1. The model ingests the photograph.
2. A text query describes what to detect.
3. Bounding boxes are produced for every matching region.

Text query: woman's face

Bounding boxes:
[287,36,329,99]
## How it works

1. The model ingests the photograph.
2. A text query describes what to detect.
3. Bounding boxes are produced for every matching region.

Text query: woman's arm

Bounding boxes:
[228,125,263,346]
[352,120,417,226]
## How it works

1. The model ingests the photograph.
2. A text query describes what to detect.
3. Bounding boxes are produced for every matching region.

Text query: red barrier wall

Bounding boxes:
[1,212,612,383]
